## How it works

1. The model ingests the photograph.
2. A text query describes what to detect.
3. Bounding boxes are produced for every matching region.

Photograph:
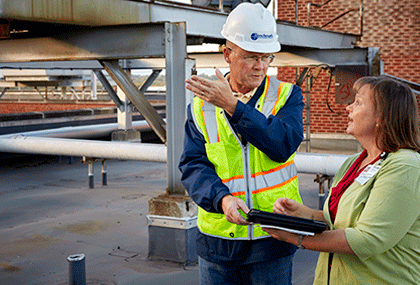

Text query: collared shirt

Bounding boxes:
[233,88,257,104]
[226,73,258,104]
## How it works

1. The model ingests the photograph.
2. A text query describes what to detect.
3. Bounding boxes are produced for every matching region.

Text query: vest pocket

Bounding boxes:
[205,141,243,180]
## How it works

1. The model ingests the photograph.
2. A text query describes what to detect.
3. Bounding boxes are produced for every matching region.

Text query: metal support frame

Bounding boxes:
[296,67,312,152]
[83,157,96,189]
[116,85,133,131]
[91,70,97,100]
[0,24,167,62]
[139,69,162,94]
[305,75,312,152]
[82,157,108,189]
[100,60,167,144]
[0,87,8,99]
[102,159,107,186]
[0,23,177,193]
[296,67,310,87]
[93,69,123,111]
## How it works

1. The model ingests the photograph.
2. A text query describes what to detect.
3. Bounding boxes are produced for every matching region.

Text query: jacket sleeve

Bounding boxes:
[178,104,230,213]
[229,84,304,162]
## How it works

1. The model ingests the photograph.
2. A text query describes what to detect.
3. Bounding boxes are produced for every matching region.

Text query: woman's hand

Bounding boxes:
[274,198,323,221]
[273,197,300,216]
[262,227,297,244]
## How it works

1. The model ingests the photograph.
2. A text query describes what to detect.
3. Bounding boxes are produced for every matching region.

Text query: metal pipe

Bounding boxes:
[0,133,349,175]
[0,119,158,139]
[102,159,107,186]
[67,253,86,285]
[294,152,350,176]
[0,136,167,162]
[88,161,94,189]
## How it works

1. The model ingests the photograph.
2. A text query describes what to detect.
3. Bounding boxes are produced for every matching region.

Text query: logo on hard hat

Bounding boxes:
[250,33,274,41]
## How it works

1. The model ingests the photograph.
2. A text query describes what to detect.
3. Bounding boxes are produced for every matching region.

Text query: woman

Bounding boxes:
[263,76,420,284]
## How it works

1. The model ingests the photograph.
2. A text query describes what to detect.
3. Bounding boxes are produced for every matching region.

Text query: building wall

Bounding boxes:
[277,0,420,134]
[0,102,114,114]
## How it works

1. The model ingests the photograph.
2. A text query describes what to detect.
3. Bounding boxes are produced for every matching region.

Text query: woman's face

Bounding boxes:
[346,85,379,140]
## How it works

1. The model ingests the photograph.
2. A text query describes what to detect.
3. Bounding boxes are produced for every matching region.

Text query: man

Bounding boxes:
[179,3,304,284]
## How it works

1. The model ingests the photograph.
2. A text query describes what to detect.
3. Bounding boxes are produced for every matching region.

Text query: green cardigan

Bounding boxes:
[313,149,420,285]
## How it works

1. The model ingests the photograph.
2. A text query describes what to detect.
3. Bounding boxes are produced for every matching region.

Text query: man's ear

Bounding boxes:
[223,48,231,64]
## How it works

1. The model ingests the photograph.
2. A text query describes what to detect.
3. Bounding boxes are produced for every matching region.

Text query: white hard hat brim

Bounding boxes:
[222,30,281,53]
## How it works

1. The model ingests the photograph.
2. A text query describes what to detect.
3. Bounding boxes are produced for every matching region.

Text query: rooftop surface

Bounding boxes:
[0,154,324,284]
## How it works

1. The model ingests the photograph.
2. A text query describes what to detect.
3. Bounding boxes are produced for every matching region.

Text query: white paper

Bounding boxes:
[258,224,315,236]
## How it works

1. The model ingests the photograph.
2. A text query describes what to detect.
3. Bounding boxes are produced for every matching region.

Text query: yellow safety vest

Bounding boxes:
[192,76,302,240]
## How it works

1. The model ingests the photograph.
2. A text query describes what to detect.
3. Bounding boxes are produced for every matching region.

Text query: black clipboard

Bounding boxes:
[246,209,327,235]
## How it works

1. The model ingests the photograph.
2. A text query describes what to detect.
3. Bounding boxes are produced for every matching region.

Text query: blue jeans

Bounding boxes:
[198,255,293,285]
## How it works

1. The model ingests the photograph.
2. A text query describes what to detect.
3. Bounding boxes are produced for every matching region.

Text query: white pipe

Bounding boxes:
[0,135,167,162]
[294,152,350,176]
[0,120,155,139]
[0,133,350,174]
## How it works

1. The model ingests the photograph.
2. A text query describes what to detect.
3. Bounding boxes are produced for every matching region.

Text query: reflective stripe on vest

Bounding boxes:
[193,76,302,240]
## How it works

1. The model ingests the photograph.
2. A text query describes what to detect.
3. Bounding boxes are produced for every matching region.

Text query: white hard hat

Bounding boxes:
[221,3,280,53]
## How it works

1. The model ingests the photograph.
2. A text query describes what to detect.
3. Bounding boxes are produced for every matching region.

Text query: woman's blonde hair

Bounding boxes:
[353,76,420,153]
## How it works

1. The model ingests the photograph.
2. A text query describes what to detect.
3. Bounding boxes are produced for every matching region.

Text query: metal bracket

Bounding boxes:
[147,215,197,230]
[82,157,108,189]
[314,174,333,209]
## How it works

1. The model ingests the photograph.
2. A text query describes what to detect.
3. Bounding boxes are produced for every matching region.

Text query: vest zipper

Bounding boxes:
[243,143,254,239]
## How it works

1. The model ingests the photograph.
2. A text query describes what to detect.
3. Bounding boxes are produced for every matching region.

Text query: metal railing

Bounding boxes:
[307,0,363,36]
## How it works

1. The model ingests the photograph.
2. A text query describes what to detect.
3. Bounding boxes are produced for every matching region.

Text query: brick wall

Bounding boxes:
[0,102,114,114]
[277,0,420,134]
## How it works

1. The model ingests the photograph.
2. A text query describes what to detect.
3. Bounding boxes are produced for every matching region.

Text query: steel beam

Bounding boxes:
[100,60,166,144]
[147,1,357,49]
[139,69,162,94]
[164,22,187,195]
[0,23,166,63]
[0,1,357,50]
[0,47,370,71]
[93,70,123,111]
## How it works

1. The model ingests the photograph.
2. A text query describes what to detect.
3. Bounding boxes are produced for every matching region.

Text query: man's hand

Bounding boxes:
[220,195,250,225]
[185,68,238,116]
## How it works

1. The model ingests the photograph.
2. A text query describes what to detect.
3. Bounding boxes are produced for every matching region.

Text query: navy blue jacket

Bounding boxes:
[178,77,304,264]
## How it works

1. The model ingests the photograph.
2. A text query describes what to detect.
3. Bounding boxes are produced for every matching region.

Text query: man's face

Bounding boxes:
[223,43,271,94]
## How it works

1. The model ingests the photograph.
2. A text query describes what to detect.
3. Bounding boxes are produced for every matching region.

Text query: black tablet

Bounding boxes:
[246,209,327,234]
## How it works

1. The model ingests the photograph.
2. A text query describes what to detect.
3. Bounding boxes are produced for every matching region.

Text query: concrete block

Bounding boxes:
[111,129,141,142]
[147,215,198,265]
